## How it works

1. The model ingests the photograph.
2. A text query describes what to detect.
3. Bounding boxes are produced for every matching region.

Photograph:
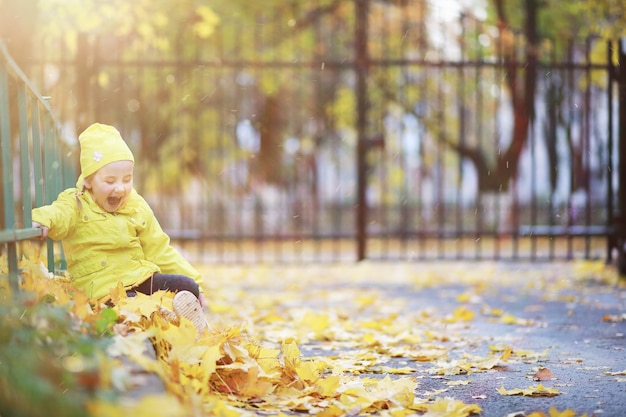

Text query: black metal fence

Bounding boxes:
[20,1,625,265]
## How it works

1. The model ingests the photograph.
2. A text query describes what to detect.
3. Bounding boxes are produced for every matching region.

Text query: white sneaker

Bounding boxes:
[173,290,210,336]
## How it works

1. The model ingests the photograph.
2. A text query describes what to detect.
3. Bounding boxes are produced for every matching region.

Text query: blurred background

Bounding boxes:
[1,0,624,264]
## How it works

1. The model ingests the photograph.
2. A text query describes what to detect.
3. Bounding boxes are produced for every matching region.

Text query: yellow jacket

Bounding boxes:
[32,188,202,301]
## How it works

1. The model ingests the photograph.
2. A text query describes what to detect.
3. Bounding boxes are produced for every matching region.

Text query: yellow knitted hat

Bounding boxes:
[76,123,134,189]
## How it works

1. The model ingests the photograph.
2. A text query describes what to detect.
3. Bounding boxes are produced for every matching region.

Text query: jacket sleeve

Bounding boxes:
[137,199,204,291]
[31,189,79,241]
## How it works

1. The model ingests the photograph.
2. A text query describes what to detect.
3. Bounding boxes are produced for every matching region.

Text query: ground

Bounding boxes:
[192,261,626,416]
[2,259,625,416]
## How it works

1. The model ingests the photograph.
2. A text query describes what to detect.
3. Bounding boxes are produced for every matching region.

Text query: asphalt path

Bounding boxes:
[314,272,626,417]
[124,262,626,416]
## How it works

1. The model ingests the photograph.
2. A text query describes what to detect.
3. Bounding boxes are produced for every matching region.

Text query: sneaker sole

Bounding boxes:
[173,290,209,336]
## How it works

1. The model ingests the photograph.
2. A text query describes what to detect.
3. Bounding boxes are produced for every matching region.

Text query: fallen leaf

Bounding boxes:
[10,257,619,416]
[526,405,589,417]
[497,384,561,397]
[602,313,626,323]
[444,306,475,323]
[412,396,482,416]
[501,314,533,326]
[533,368,554,381]
[445,380,471,386]
[605,369,626,376]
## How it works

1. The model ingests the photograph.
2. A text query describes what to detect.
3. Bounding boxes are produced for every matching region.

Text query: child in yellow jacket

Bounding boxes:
[32,123,208,334]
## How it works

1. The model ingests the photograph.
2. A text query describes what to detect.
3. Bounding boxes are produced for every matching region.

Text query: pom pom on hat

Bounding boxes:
[76,123,134,189]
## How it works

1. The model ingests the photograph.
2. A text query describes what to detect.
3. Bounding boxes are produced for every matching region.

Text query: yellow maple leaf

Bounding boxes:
[355,294,378,309]
[500,346,512,361]
[254,347,282,377]
[315,403,348,417]
[117,291,173,319]
[222,341,254,363]
[434,359,472,376]
[445,306,475,323]
[456,292,472,303]
[497,384,560,397]
[501,314,519,324]
[315,374,341,397]
[209,399,246,417]
[548,407,587,417]
[483,306,503,316]
[258,311,287,324]
[108,281,128,306]
[501,313,533,326]
[445,380,471,386]
[299,311,331,337]
[363,332,380,346]
[381,366,416,375]
[366,376,417,409]
[409,347,448,362]
[469,353,503,370]
[218,365,275,398]
[412,396,482,416]
[281,340,302,368]
[169,342,210,365]
[527,406,588,417]
[295,359,322,383]
[160,316,199,347]
[71,290,95,321]
[605,369,626,376]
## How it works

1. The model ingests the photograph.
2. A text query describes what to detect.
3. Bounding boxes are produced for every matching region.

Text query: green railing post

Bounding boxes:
[18,86,33,227]
[0,40,76,289]
[0,64,20,292]
[43,112,57,272]
[32,103,44,208]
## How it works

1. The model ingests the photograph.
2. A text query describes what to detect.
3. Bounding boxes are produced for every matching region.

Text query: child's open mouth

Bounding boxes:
[107,196,122,207]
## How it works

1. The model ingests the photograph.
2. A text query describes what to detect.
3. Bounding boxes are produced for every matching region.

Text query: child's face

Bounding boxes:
[84,160,134,212]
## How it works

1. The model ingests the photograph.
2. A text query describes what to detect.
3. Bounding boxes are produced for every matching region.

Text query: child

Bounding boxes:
[32,123,208,334]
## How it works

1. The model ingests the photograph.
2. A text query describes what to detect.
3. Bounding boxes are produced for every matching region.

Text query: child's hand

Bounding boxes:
[32,221,49,240]
[198,293,206,309]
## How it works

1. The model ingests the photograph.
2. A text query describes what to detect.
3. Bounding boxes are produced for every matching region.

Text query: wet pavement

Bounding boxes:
[382,280,626,416]
[124,262,626,416]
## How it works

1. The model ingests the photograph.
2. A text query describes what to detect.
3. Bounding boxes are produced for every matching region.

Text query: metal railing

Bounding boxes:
[0,41,76,292]
[20,2,625,268]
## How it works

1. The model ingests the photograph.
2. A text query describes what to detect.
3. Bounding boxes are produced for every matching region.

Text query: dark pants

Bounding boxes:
[128,273,201,299]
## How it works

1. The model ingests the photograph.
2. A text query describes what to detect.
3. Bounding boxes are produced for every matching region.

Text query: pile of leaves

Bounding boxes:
[95,287,424,416]
[1,250,620,417]
[1,254,427,416]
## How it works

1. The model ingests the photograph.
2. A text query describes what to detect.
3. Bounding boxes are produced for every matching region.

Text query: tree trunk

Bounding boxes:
[477,0,538,193]
[257,95,283,185]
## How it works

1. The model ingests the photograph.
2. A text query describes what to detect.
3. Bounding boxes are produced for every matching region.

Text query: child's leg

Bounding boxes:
[132,274,210,337]
[132,274,201,298]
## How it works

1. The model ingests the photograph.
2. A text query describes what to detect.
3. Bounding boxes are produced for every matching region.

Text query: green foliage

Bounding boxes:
[0,292,114,417]
[328,86,355,132]
[484,0,623,52]
[10,0,623,200]
[93,307,118,336]
[37,0,220,53]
